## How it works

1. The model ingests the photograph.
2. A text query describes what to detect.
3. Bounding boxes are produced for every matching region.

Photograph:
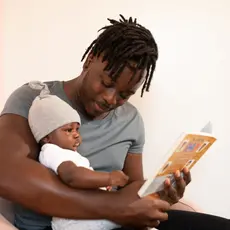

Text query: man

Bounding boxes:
[0,15,229,230]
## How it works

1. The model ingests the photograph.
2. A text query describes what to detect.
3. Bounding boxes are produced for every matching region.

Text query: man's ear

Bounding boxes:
[83,53,94,70]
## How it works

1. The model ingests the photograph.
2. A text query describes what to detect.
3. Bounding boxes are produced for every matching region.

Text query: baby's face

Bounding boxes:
[44,122,81,151]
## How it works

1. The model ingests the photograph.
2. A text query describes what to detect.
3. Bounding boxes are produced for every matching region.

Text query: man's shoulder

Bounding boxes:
[1,81,61,119]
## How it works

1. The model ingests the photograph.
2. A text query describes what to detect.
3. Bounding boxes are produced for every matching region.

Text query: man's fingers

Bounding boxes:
[136,198,169,228]
[156,170,191,206]
[147,220,161,228]
[147,211,168,228]
[183,167,192,185]
[158,179,178,204]
[175,171,186,197]
[153,210,168,221]
[163,179,179,204]
[167,186,179,203]
[162,178,170,195]
[151,198,171,211]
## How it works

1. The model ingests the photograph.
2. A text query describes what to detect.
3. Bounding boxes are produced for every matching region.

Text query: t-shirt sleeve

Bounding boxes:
[128,111,145,154]
[39,144,91,174]
[1,84,40,119]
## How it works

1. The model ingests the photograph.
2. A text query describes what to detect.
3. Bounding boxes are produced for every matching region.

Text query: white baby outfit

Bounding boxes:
[39,143,120,230]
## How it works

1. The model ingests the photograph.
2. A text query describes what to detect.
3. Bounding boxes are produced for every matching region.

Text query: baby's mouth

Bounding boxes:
[73,142,80,148]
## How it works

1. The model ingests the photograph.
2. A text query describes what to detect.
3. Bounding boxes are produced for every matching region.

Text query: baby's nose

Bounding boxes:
[73,132,79,138]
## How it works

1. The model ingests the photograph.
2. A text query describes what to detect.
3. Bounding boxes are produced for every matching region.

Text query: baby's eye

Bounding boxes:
[66,128,72,133]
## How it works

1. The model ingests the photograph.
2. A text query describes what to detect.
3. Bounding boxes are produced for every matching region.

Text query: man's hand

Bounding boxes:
[123,197,170,228]
[111,181,170,229]
[158,167,192,205]
[109,170,129,187]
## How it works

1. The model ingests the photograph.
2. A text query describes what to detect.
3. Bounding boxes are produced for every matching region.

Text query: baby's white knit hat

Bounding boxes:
[28,81,81,143]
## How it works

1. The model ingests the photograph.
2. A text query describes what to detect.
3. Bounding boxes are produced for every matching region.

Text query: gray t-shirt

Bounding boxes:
[1,81,145,230]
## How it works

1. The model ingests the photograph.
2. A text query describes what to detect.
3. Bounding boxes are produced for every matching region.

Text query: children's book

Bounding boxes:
[138,122,217,198]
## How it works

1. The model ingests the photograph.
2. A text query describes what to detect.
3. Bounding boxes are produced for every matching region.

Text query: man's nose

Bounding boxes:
[104,88,117,106]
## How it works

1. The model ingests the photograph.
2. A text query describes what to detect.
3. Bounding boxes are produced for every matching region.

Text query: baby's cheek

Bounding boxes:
[79,135,82,144]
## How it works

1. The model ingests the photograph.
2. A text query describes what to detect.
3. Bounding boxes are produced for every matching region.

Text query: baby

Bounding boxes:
[28,82,129,230]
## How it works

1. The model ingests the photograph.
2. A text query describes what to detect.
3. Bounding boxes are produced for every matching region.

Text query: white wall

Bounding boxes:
[3,0,230,218]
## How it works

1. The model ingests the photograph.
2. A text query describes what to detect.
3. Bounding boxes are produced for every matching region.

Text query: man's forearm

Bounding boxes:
[0,156,117,219]
[0,114,121,221]
[57,161,111,189]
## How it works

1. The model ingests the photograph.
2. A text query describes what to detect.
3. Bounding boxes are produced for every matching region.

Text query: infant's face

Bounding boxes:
[45,122,81,151]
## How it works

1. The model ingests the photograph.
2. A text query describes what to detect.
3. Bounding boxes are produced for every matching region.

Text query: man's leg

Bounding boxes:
[158,210,230,230]
[113,211,230,230]
[112,228,133,230]
[17,227,52,230]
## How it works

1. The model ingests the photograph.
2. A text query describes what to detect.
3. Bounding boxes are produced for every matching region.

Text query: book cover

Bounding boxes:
[138,122,217,198]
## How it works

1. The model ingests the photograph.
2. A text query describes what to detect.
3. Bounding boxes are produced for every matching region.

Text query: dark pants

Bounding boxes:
[19,210,230,230]
[113,210,230,230]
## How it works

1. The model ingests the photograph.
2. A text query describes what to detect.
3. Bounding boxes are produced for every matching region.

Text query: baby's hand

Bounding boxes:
[109,170,129,187]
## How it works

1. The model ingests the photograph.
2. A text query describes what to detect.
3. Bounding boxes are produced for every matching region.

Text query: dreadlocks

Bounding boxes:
[81,14,158,97]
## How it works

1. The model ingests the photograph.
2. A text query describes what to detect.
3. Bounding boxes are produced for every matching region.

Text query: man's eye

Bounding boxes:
[101,80,112,88]
[119,93,128,99]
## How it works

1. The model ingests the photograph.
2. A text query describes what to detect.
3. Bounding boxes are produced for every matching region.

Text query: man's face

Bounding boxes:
[43,122,82,151]
[79,55,145,118]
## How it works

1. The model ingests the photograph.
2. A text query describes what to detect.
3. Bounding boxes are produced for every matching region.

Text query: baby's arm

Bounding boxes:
[39,144,128,189]
[57,161,127,189]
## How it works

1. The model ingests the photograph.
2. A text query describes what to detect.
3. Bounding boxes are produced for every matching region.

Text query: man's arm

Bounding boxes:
[123,153,144,183]
[127,112,191,206]
[0,114,120,219]
[0,114,171,228]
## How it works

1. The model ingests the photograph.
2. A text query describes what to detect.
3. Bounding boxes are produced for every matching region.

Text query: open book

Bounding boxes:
[138,122,217,198]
